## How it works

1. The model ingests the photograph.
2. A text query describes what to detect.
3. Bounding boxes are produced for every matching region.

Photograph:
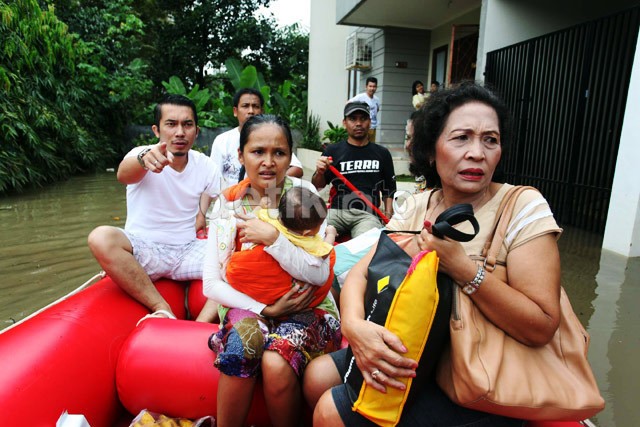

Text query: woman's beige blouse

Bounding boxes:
[388,184,562,265]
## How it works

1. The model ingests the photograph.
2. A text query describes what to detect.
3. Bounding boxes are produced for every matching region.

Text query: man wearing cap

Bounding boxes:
[312,101,396,238]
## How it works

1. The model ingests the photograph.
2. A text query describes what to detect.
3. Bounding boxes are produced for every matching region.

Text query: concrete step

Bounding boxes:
[392,158,410,175]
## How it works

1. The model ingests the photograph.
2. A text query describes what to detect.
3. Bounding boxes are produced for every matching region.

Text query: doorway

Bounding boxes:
[448,24,479,85]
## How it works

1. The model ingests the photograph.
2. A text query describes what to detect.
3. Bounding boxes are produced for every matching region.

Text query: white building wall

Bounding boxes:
[308,0,352,136]
[602,34,640,257]
[477,0,576,81]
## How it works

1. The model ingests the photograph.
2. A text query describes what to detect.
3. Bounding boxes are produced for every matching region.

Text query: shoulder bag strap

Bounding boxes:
[482,185,539,272]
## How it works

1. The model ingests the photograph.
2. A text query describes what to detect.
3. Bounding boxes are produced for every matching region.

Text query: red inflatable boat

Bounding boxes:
[0,274,594,427]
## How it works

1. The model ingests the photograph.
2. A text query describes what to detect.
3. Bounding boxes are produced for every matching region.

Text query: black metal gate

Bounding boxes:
[485,7,639,232]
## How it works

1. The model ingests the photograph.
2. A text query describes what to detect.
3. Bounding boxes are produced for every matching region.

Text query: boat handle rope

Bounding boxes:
[327,159,390,224]
[0,271,106,334]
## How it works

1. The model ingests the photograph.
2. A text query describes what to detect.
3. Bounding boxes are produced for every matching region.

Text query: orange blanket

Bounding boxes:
[222,177,251,201]
[227,248,335,307]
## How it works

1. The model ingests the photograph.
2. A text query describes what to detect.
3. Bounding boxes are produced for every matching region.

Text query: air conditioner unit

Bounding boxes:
[345,33,372,70]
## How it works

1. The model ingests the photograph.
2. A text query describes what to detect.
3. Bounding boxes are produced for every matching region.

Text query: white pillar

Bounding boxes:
[602,35,640,258]
[308,0,351,136]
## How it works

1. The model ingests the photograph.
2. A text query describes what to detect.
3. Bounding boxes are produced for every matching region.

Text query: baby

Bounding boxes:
[224,186,336,308]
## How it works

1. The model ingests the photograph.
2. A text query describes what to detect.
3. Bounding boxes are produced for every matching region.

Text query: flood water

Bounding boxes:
[0,173,638,426]
[0,173,126,325]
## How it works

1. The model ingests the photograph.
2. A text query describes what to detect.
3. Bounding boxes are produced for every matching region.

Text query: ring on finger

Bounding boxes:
[371,369,381,379]
[154,160,159,166]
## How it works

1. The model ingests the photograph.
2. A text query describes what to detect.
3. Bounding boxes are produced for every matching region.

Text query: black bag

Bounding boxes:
[343,203,479,405]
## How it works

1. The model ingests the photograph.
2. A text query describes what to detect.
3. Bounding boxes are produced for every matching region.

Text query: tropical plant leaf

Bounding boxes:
[225,58,245,90]
[163,75,187,95]
[239,65,258,89]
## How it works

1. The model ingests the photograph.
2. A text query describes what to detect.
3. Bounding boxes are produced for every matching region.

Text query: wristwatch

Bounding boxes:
[137,147,152,170]
[462,265,485,295]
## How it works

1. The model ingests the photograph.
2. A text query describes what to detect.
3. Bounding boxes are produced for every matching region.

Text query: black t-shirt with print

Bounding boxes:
[322,140,396,212]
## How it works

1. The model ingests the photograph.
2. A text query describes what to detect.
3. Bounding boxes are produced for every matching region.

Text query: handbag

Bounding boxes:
[436,186,605,421]
[344,204,479,426]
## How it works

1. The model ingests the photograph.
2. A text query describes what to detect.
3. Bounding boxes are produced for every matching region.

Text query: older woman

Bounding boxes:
[304,82,562,426]
[203,115,341,427]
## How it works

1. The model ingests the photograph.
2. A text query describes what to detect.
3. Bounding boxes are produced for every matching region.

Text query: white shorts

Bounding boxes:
[123,230,206,281]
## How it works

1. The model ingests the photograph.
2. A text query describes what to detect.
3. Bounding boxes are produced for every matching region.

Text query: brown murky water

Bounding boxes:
[0,173,126,325]
[0,173,638,426]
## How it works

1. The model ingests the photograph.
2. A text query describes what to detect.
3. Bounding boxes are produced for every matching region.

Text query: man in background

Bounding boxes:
[210,88,303,189]
[348,76,380,142]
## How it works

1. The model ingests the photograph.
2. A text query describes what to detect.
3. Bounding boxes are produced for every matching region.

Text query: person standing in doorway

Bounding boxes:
[411,80,429,110]
[348,77,380,142]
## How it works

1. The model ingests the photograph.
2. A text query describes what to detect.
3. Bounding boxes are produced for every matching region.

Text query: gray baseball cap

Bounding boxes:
[344,101,370,118]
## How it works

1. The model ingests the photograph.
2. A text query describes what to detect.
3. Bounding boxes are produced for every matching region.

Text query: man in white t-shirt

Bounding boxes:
[348,76,380,142]
[210,88,303,190]
[88,94,221,322]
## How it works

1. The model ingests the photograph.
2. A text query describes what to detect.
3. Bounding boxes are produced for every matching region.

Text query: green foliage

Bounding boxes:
[0,0,112,193]
[131,134,157,147]
[140,0,273,90]
[244,22,309,90]
[50,0,153,151]
[0,0,311,193]
[323,121,348,144]
[300,112,322,151]
[225,58,271,108]
[224,57,305,129]
[161,76,225,128]
[226,58,265,93]
[272,80,305,130]
[155,58,307,133]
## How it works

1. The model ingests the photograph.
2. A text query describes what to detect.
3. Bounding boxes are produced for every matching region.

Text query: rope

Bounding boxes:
[328,162,390,224]
[0,271,106,334]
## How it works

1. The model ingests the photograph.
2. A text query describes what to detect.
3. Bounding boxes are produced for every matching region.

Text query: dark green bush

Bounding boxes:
[300,112,322,151]
[0,0,111,192]
[322,121,348,145]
